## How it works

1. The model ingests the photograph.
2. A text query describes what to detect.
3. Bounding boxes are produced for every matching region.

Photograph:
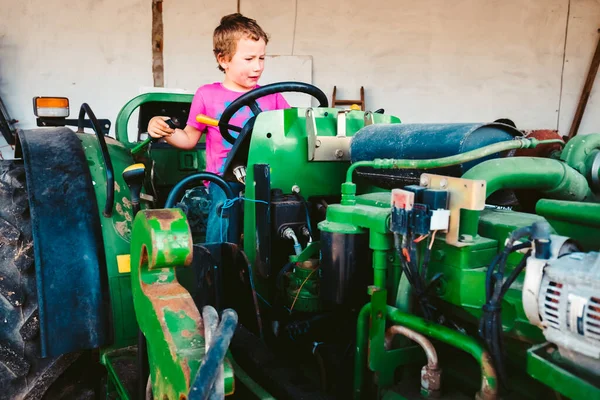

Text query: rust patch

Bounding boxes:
[181,330,193,338]
[149,209,180,230]
[141,279,204,367]
[478,351,498,400]
[115,221,131,238]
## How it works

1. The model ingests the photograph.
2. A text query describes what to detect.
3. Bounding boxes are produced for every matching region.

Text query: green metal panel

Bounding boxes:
[115,92,194,146]
[527,343,600,400]
[78,133,139,349]
[536,199,600,251]
[243,107,400,289]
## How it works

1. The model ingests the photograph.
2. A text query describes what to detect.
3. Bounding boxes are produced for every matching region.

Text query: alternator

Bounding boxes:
[535,251,600,375]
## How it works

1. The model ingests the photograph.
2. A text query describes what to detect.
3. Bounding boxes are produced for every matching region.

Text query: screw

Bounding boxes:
[292,185,301,194]
[440,178,448,188]
[420,176,429,187]
[315,139,321,147]
[335,149,344,159]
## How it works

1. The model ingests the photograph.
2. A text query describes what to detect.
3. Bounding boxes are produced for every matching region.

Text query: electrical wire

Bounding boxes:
[479,231,533,387]
[289,267,319,313]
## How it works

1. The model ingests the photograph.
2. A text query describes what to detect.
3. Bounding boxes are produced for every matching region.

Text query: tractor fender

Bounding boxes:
[16,128,109,357]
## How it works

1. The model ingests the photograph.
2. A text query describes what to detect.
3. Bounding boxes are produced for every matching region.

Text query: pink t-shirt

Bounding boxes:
[186,82,290,176]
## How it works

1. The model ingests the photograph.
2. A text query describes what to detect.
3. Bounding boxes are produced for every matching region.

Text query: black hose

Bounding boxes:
[188,309,239,400]
[78,103,114,217]
[479,230,533,387]
[165,172,234,208]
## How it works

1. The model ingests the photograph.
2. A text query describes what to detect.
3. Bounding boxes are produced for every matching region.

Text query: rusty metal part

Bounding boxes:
[516,130,564,158]
[476,351,499,400]
[385,325,442,397]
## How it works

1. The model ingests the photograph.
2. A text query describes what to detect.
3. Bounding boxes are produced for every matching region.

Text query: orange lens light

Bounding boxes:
[33,97,70,117]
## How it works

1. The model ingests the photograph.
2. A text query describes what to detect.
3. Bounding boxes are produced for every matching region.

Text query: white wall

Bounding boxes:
[0,0,153,157]
[1,0,599,158]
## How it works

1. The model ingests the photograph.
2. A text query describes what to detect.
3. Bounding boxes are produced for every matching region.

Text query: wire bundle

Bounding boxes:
[394,231,441,321]
[479,226,533,385]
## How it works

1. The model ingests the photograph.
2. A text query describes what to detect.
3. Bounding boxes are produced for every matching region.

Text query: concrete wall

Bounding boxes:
[1,0,599,158]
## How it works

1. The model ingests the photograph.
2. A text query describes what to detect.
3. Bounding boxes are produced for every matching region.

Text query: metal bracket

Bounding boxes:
[306,108,352,161]
[419,174,486,246]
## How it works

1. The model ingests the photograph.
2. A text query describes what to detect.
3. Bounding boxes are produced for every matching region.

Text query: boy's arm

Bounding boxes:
[147,117,202,150]
[147,86,207,149]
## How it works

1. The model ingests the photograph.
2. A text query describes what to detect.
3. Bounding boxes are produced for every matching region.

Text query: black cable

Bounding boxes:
[395,232,435,321]
[479,234,533,387]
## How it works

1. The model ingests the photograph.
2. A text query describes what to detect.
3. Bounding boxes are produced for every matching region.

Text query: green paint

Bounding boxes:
[537,199,600,251]
[129,209,234,399]
[243,108,400,282]
[79,134,139,350]
[527,343,600,400]
[115,92,194,147]
[462,157,594,201]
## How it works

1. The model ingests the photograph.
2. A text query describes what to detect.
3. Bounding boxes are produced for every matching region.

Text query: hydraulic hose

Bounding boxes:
[345,138,563,184]
[165,172,234,208]
[462,157,593,201]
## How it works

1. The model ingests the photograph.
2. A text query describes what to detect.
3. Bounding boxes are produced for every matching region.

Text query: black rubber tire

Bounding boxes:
[0,160,78,399]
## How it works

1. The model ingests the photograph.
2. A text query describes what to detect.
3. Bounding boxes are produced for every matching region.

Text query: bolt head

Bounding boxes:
[335,149,344,158]
[292,185,301,194]
[420,176,429,186]
[315,139,322,147]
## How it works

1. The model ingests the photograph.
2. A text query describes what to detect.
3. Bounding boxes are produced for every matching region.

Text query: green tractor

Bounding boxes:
[1,82,599,400]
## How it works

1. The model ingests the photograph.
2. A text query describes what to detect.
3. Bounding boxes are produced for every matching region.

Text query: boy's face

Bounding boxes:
[220,37,266,92]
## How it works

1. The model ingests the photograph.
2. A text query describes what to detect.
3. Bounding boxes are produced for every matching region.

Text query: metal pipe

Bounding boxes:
[462,157,593,201]
[386,306,497,400]
[385,325,441,398]
[345,138,563,183]
[385,325,438,368]
[354,303,498,400]
[353,303,371,399]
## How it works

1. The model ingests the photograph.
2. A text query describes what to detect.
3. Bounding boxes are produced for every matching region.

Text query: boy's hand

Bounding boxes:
[147,116,175,138]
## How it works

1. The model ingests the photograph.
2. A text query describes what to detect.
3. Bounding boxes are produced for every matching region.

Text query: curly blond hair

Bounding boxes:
[213,13,269,72]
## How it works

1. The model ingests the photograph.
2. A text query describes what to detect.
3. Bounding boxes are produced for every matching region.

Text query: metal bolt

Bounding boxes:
[292,185,301,194]
[440,178,448,188]
[420,176,429,187]
[335,149,344,159]
[315,139,322,147]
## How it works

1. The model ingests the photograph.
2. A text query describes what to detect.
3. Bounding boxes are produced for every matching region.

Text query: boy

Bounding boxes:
[147,13,290,242]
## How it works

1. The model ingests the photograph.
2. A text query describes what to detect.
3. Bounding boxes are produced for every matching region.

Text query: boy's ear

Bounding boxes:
[217,53,229,71]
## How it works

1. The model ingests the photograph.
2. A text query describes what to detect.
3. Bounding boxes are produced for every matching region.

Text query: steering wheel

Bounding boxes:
[219,81,329,145]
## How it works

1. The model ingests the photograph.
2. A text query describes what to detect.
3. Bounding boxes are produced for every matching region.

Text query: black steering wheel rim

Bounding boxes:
[218,81,329,144]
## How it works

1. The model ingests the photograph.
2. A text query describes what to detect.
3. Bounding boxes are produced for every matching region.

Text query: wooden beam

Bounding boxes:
[152,0,165,87]
[567,29,600,140]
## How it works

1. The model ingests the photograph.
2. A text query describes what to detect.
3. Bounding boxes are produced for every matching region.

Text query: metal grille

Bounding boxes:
[586,297,600,341]
[543,281,562,329]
